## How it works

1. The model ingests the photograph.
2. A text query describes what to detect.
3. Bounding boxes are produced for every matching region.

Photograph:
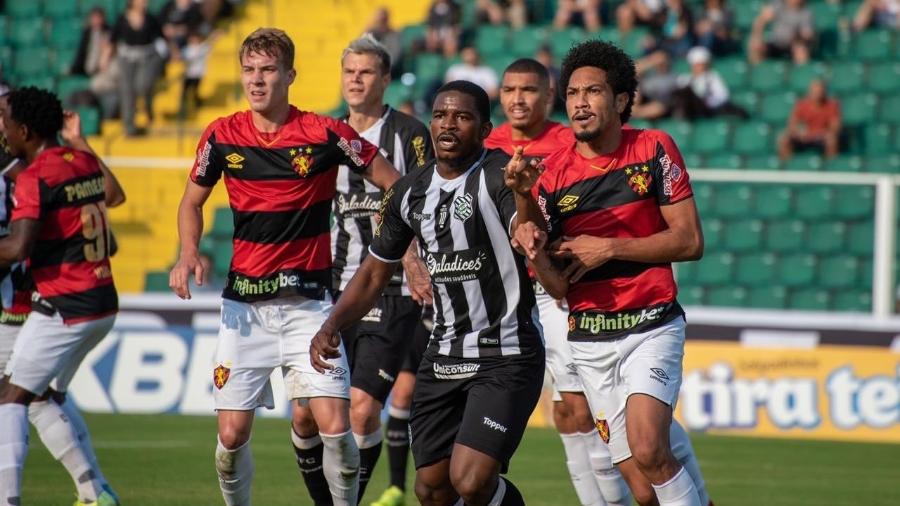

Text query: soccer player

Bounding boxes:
[510,40,711,506]
[310,80,544,506]
[0,87,120,506]
[289,34,434,506]
[485,58,632,506]
[168,28,401,506]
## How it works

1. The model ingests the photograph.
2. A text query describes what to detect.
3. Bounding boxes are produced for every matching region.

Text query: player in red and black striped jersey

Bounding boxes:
[0,87,125,506]
[508,41,712,506]
[487,59,632,506]
[168,28,401,506]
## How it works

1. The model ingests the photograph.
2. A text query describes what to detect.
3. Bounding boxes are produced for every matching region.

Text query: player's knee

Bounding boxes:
[631,485,657,506]
[450,467,495,505]
[414,477,454,506]
[629,437,672,473]
[349,397,381,432]
[218,425,251,450]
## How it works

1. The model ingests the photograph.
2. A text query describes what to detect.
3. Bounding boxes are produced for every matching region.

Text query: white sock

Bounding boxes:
[581,431,631,506]
[321,430,360,506]
[215,437,254,506]
[651,467,702,506]
[29,400,100,502]
[60,397,109,487]
[670,420,709,506]
[560,432,605,506]
[352,429,383,451]
[0,403,28,505]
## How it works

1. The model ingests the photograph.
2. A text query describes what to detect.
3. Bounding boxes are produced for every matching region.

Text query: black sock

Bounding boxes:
[385,413,411,491]
[292,435,333,506]
[498,477,525,506]
[358,439,383,501]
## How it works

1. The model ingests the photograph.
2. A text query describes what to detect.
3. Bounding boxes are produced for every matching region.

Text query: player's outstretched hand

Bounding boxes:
[169,251,205,299]
[61,110,83,144]
[511,220,547,260]
[552,235,615,283]
[504,146,542,195]
[310,328,342,374]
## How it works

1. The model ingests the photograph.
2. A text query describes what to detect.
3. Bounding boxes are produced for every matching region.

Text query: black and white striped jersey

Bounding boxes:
[369,148,541,358]
[331,106,433,295]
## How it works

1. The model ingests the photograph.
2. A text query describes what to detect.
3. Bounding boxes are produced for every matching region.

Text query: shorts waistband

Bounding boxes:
[567,302,683,341]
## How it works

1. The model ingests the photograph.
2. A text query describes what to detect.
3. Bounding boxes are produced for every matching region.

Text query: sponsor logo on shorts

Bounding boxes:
[595,417,610,444]
[328,366,348,380]
[453,193,474,221]
[571,303,673,336]
[213,364,230,389]
[625,165,652,196]
[483,417,508,433]
[362,307,383,323]
[433,361,480,379]
[650,367,670,386]
[566,363,578,375]
[378,369,396,383]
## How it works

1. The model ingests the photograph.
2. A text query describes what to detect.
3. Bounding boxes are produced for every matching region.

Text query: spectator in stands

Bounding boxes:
[852,0,900,31]
[160,0,206,58]
[694,0,738,55]
[179,30,219,119]
[632,52,679,119]
[365,8,403,76]
[104,0,165,136]
[671,46,747,119]
[777,79,841,160]
[71,7,110,77]
[425,0,462,57]
[617,0,666,34]
[642,0,694,58]
[749,0,814,65]
[67,8,120,120]
[444,46,499,99]
[477,0,528,29]
[553,0,605,32]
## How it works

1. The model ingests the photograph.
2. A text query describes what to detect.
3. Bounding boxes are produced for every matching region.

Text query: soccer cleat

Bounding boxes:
[73,490,120,506]
[370,485,404,506]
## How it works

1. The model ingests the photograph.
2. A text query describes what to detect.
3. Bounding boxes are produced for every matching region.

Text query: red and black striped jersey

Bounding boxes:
[12,147,117,324]
[484,121,574,159]
[191,106,378,302]
[534,128,692,340]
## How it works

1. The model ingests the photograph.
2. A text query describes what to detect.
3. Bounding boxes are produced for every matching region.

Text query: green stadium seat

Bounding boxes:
[828,62,865,95]
[695,252,734,285]
[484,54,512,78]
[473,25,510,56]
[811,1,842,30]
[859,124,893,155]
[735,253,777,286]
[211,207,234,239]
[703,153,742,170]
[655,119,692,148]
[549,27,585,58]
[783,153,823,171]
[148,0,169,15]
[865,154,900,173]
[794,186,835,218]
[675,260,697,282]
[48,19,84,49]
[841,93,878,126]
[413,54,446,94]
[80,0,124,22]
[819,255,860,289]
[400,24,426,48]
[9,18,45,48]
[779,254,817,287]
[833,186,874,219]
[854,29,893,62]
[760,92,797,124]
[766,220,806,252]
[18,75,56,92]
[51,47,78,77]
[509,26,546,58]
[683,153,704,170]
[832,290,871,312]
[199,236,217,258]
[749,61,788,92]
[743,155,781,170]
[692,183,714,214]
[75,106,100,136]
[823,155,864,172]
[383,82,411,108]
[723,219,764,252]
[12,47,52,78]
[144,271,170,292]
[711,184,753,218]
[730,90,759,116]
[807,222,846,254]
[45,0,79,19]
[57,75,91,102]
[0,16,7,46]
[717,58,749,91]
[859,257,873,289]
[689,120,731,155]
[754,186,792,218]
[789,288,830,310]
[748,286,788,309]
[213,247,232,279]
[703,218,724,251]
[866,62,900,94]
[788,63,826,94]
[677,286,705,306]
[847,221,875,256]
[6,1,41,18]
[618,27,651,57]
[732,0,766,31]
[731,122,772,156]
[707,286,748,308]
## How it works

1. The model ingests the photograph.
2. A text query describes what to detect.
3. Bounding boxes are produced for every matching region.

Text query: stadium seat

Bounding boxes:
[865,154,900,173]
[12,47,52,78]
[57,75,91,102]
[703,153,742,170]
[383,82,411,108]
[789,288,830,310]
[400,24,426,49]
[749,61,788,92]
[213,248,232,279]
[703,218,724,251]
[759,92,797,124]
[683,153,704,170]
[859,124,893,155]
[144,271,170,292]
[211,207,234,239]
[619,27,651,57]
[75,106,100,136]
[866,62,900,95]
[811,1,842,30]
[707,286,748,308]
[766,220,807,253]
[711,184,753,218]
[473,25,509,56]
[730,90,759,116]
[48,18,84,49]
[823,155,864,172]
[783,153,823,171]
[854,29,893,62]
[788,63,826,94]
[794,186,835,218]
[692,183,714,214]
[6,1,41,18]
[732,0,766,31]
[717,58,748,91]
[779,254,817,287]
[833,186,874,219]
[677,286,705,306]
[847,221,875,256]
[832,290,871,312]
[818,255,860,289]
[841,93,878,127]
[44,0,79,19]
[731,122,772,156]
[743,155,781,170]
[695,252,734,285]
[80,0,124,22]
[9,18,45,48]
[723,219,764,252]
[18,75,56,92]
[51,47,78,76]
[509,26,546,58]
[0,16,7,46]
[413,54,445,95]
[828,62,865,95]
[655,119,692,148]
[753,186,792,218]
[549,27,585,58]
[689,119,730,155]
[807,222,846,253]
[735,253,777,286]
[858,257,873,289]
[748,285,788,309]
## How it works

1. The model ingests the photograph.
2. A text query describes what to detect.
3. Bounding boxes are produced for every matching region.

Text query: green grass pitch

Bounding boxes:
[20,413,899,505]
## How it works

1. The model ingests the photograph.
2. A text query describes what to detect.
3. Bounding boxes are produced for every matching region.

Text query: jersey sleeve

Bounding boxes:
[369,179,415,262]
[190,121,224,187]
[651,132,693,205]
[402,121,434,173]
[11,168,42,221]
[532,163,564,243]
[321,116,379,174]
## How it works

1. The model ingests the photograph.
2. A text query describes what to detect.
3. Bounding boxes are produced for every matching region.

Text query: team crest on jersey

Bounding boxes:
[596,417,610,443]
[453,193,474,221]
[568,316,576,332]
[626,165,652,196]
[225,153,245,169]
[292,153,313,176]
[374,187,394,237]
[213,364,231,389]
[62,151,75,162]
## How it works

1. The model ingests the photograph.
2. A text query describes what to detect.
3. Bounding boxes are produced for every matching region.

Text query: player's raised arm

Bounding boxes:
[61,110,126,208]
[362,152,401,190]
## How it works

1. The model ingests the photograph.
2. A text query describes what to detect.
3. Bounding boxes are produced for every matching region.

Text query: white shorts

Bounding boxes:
[535,290,583,396]
[569,317,686,464]
[0,323,20,373]
[213,296,350,411]
[6,312,116,395]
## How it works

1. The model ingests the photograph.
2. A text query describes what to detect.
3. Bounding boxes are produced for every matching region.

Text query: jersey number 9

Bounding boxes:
[81,202,111,262]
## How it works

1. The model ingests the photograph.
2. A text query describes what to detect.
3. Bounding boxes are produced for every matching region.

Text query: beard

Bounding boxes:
[574,125,603,142]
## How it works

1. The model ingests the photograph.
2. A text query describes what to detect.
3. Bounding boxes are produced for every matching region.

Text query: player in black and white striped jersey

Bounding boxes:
[310,80,544,506]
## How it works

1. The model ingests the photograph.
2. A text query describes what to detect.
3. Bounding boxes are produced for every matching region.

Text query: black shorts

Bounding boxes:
[401,305,432,373]
[342,294,422,404]
[410,347,545,473]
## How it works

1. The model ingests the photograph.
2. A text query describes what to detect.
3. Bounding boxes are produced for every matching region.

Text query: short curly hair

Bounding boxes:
[6,87,63,141]
[559,40,638,124]
[435,80,491,124]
